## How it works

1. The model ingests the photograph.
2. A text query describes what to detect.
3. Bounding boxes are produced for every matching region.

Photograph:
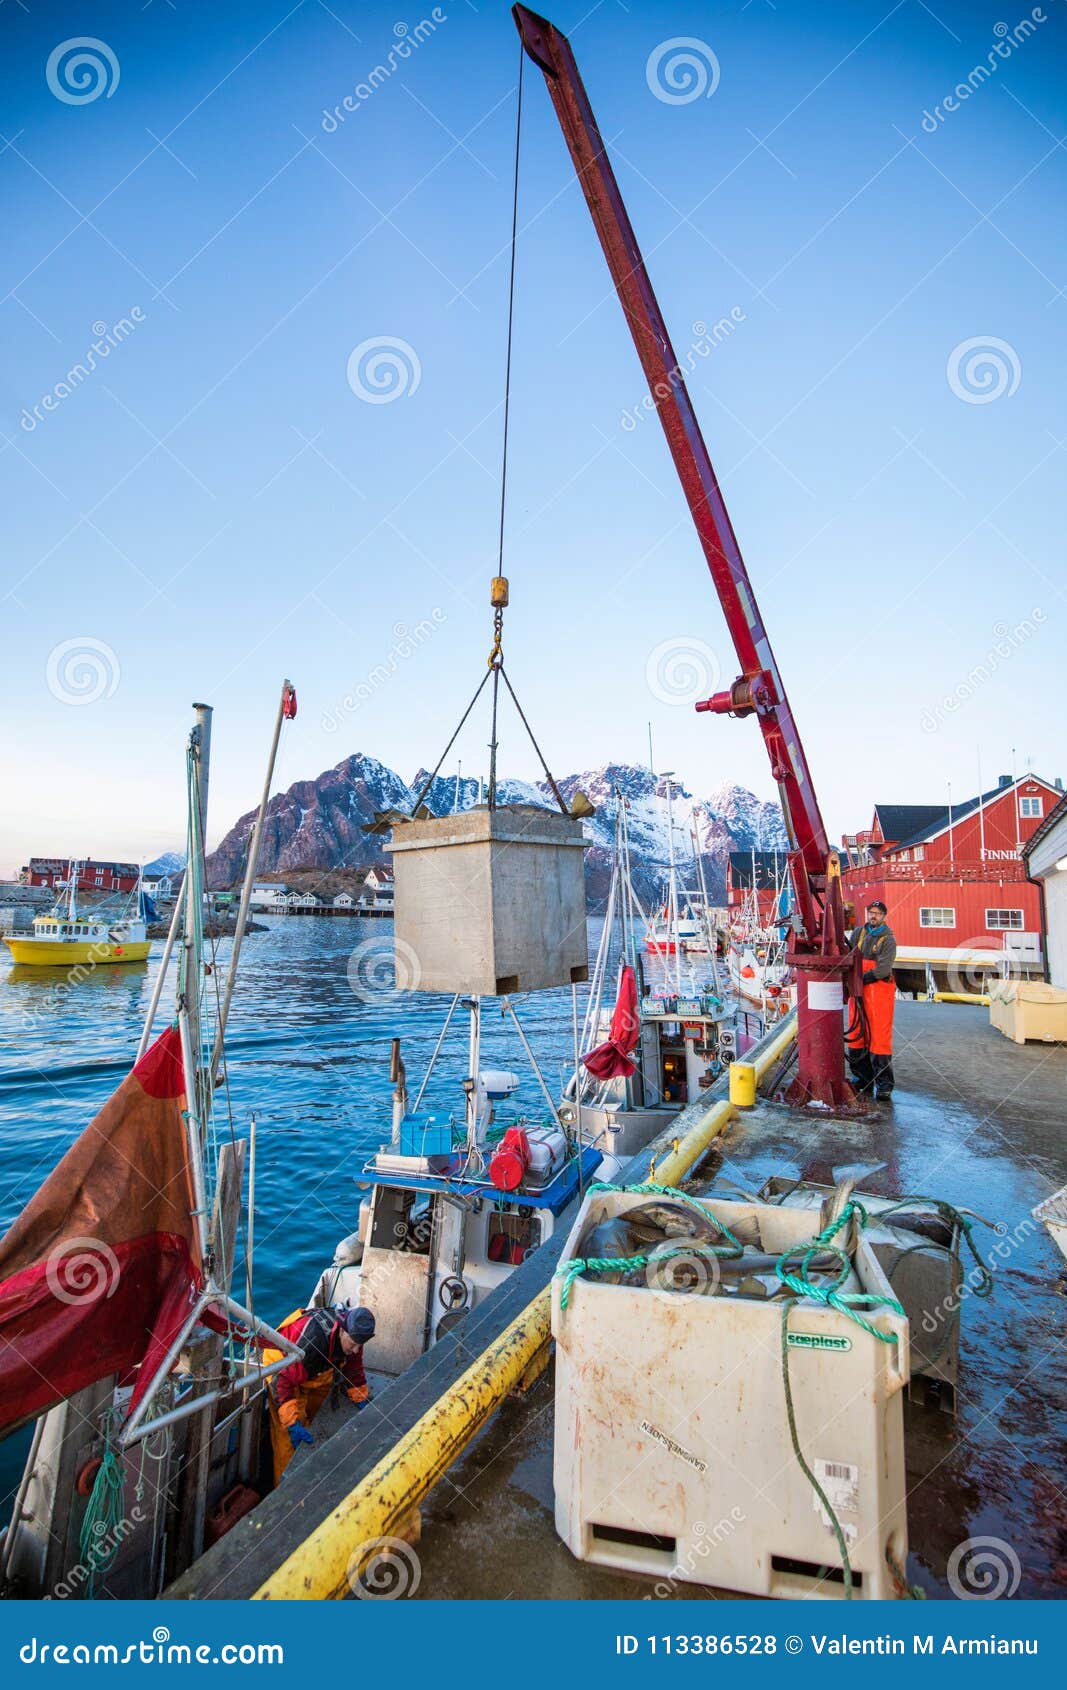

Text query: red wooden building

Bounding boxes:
[840,774,1062,983]
[21,857,140,895]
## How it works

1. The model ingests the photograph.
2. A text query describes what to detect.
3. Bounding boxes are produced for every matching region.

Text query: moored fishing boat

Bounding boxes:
[3,863,152,967]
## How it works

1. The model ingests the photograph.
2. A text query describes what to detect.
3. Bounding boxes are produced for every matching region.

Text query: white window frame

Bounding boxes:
[1019,796,1042,818]
[985,908,1024,930]
[919,907,956,928]
[912,845,925,861]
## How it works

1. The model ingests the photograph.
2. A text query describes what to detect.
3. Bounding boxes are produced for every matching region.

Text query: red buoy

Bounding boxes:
[489,1127,530,1192]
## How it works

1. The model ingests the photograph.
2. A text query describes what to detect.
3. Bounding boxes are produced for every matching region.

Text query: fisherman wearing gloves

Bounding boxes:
[845,900,897,1101]
[264,1305,376,1484]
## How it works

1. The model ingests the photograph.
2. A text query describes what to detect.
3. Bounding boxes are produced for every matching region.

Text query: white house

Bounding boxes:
[249,882,290,911]
[1023,793,1067,988]
[333,892,355,908]
[362,865,394,909]
[143,874,174,900]
[287,891,319,910]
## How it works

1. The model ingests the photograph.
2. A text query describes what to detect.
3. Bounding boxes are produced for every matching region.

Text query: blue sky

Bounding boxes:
[2,0,1064,872]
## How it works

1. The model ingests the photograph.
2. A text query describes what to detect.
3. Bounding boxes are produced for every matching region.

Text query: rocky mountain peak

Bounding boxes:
[206,752,787,903]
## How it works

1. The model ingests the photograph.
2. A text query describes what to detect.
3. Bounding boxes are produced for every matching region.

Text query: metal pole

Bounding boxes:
[136,871,185,1063]
[412,995,462,1111]
[502,997,562,1123]
[237,1111,259,1481]
[244,1113,257,1316]
[176,1011,210,1262]
[211,682,291,1076]
[0,1416,45,1582]
[184,704,213,1127]
[663,773,681,996]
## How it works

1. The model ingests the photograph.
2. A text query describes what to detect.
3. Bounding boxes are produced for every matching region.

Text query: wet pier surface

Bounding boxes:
[410,1003,1067,1600]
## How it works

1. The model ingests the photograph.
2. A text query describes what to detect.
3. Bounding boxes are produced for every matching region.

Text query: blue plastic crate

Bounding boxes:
[399,1113,453,1158]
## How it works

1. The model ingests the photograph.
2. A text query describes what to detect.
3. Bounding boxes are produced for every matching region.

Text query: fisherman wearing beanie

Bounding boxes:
[264,1303,376,1482]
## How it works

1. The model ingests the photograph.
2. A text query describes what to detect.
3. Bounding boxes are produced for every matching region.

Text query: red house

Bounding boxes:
[841,774,1062,985]
[21,857,140,895]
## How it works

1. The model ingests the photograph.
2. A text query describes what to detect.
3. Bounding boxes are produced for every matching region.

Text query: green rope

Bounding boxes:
[556,1242,741,1308]
[877,1195,995,1297]
[556,1251,649,1307]
[886,1545,926,1600]
[78,1444,127,1597]
[780,1298,853,1599]
[556,1182,751,1307]
[774,1201,905,1344]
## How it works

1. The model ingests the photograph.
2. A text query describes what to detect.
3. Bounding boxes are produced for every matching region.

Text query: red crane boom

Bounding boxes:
[514,4,858,1108]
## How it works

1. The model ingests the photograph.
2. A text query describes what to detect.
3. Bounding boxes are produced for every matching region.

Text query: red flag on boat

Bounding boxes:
[582,964,640,1080]
[0,1026,203,1436]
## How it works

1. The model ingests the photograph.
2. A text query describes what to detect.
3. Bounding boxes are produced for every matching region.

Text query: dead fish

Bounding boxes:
[879,1210,954,1248]
[626,1200,763,1251]
[578,1217,641,1283]
[716,1250,839,1276]
[625,1200,720,1241]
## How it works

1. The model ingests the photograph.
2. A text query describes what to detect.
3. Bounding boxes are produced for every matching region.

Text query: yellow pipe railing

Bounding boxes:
[254,1012,798,1599]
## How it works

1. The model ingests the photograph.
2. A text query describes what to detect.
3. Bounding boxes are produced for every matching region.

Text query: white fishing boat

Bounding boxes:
[727,850,793,1017]
[312,992,614,1377]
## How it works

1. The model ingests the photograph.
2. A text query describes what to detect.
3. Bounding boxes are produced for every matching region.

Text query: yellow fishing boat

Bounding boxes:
[3,861,151,966]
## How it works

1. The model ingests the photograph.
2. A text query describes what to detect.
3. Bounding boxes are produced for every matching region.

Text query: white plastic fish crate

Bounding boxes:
[551,1189,910,1600]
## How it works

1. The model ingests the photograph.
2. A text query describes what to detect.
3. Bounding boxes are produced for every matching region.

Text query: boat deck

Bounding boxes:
[407,1002,1067,1599]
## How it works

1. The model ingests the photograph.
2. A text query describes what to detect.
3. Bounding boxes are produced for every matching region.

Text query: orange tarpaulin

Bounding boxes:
[0,1026,202,1435]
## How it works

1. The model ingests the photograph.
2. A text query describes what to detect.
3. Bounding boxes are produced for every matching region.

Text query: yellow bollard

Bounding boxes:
[729,1061,756,1109]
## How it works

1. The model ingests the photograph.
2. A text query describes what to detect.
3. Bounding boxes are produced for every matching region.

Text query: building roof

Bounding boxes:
[872,804,947,844]
[728,850,790,890]
[889,775,1061,853]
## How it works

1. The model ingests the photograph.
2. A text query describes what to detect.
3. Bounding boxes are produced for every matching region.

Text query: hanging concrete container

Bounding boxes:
[388,804,588,996]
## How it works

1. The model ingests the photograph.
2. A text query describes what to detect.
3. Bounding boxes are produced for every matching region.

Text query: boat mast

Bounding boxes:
[184,704,213,1130]
[663,772,681,996]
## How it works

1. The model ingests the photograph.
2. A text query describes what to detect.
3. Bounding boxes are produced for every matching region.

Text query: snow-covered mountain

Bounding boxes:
[144,851,186,877]
[206,752,788,902]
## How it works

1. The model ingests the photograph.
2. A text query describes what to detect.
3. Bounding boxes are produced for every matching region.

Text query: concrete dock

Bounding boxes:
[407,1002,1067,1600]
[172,1002,1065,1600]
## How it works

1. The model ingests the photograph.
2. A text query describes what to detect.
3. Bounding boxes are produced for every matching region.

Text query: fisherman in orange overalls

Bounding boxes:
[845,900,897,1100]
[264,1305,375,1484]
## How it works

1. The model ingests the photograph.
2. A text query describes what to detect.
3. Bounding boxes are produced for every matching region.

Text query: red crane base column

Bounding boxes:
[784,951,862,1112]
